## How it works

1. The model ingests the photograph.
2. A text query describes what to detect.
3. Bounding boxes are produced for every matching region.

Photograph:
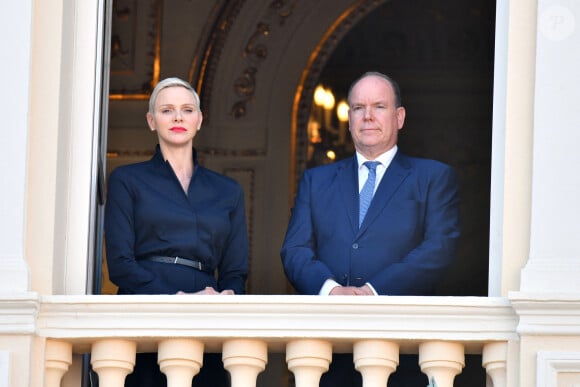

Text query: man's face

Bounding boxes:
[348,76,406,159]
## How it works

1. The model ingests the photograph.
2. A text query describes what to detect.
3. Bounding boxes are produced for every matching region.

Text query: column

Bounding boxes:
[223,339,268,387]
[353,340,399,387]
[519,1,580,293]
[419,341,464,387]
[0,1,32,293]
[45,339,72,387]
[286,339,332,387]
[482,342,507,387]
[158,338,204,387]
[91,339,136,387]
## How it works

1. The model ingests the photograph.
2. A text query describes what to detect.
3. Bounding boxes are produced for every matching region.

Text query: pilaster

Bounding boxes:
[520,0,580,293]
[0,0,32,294]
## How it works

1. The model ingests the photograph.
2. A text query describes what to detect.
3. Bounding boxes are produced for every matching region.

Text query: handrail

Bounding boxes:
[37,294,518,353]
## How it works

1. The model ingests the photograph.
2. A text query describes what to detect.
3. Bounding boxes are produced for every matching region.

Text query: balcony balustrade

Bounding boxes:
[34,294,517,386]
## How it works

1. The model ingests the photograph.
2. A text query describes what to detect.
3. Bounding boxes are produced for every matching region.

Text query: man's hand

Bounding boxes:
[329,284,375,295]
[176,287,234,295]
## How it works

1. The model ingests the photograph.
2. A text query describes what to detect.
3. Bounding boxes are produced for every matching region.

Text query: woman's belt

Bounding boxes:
[142,256,211,272]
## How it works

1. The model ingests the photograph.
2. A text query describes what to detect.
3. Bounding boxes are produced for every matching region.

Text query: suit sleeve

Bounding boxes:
[367,165,460,295]
[281,171,336,295]
[104,169,178,294]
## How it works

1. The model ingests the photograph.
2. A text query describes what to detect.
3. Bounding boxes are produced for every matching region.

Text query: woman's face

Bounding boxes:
[146,86,203,148]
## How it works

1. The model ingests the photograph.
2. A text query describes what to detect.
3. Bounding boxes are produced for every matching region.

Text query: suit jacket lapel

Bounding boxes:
[337,156,360,232]
[358,152,412,233]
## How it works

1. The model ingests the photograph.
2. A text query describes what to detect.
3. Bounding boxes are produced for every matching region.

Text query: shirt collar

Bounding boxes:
[356,145,398,170]
[152,144,200,168]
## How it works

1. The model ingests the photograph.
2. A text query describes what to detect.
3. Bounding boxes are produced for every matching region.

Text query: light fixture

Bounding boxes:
[336,100,349,122]
[313,85,327,107]
[326,150,336,160]
[307,84,350,166]
[336,100,349,144]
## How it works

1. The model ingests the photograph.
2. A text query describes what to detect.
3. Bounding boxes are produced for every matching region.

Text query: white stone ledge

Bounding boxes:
[36,295,518,353]
[510,291,580,335]
[0,293,40,334]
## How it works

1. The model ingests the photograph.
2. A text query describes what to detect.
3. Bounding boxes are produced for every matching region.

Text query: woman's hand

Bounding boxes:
[176,287,235,295]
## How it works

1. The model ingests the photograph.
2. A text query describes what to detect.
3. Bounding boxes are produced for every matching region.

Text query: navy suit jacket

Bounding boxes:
[281,150,460,295]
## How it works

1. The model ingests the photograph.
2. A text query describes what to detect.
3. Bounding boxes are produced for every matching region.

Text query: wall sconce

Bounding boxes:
[307,84,352,167]
[336,100,349,144]
[313,85,336,129]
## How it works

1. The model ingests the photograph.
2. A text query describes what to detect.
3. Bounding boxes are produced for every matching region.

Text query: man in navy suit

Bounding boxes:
[281,71,460,386]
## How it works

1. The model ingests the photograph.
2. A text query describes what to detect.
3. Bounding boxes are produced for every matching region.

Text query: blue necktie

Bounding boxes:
[359,161,380,227]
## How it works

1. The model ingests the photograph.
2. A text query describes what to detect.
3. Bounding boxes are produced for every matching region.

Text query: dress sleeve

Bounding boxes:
[104,168,178,294]
[216,185,249,294]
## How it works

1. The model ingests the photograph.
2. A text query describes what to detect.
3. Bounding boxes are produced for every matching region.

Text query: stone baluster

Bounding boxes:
[158,338,204,387]
[91,339,136,387]
[286,339,332,387]
[353,340,399,387]
[482,342,507,387]
[419,341,464,387]
[223,339,268,387]
[45,339,72,387]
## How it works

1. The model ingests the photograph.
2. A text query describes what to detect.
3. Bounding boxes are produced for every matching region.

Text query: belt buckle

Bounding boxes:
[174,256,179,264]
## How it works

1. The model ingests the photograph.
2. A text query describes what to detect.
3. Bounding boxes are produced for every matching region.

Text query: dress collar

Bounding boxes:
[152,144,200,167]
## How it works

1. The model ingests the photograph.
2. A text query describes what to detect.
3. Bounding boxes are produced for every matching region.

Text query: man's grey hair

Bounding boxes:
[347,71,403,107]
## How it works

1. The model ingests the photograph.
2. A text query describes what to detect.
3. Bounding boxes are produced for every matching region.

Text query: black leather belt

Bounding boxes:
[142,256,211,272]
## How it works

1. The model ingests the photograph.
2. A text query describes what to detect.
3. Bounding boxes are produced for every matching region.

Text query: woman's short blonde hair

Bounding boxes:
[148,77,200,113]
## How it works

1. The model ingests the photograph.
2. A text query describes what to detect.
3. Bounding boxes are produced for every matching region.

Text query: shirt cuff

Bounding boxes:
[366,282,378,295]
[319,279,341,295]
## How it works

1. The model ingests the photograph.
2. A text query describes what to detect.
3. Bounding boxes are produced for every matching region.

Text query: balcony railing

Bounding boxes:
[32,294,518,386]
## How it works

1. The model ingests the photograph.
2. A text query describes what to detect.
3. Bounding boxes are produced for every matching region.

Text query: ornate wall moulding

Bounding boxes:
[537,351,580,387]
[109,0,163,100]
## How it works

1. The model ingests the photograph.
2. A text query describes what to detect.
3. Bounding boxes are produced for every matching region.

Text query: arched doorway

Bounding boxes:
[104,0,494,299]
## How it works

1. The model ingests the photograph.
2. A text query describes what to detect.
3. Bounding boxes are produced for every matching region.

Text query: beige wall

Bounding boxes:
[0,336,40,387]
[520,337,580,386]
